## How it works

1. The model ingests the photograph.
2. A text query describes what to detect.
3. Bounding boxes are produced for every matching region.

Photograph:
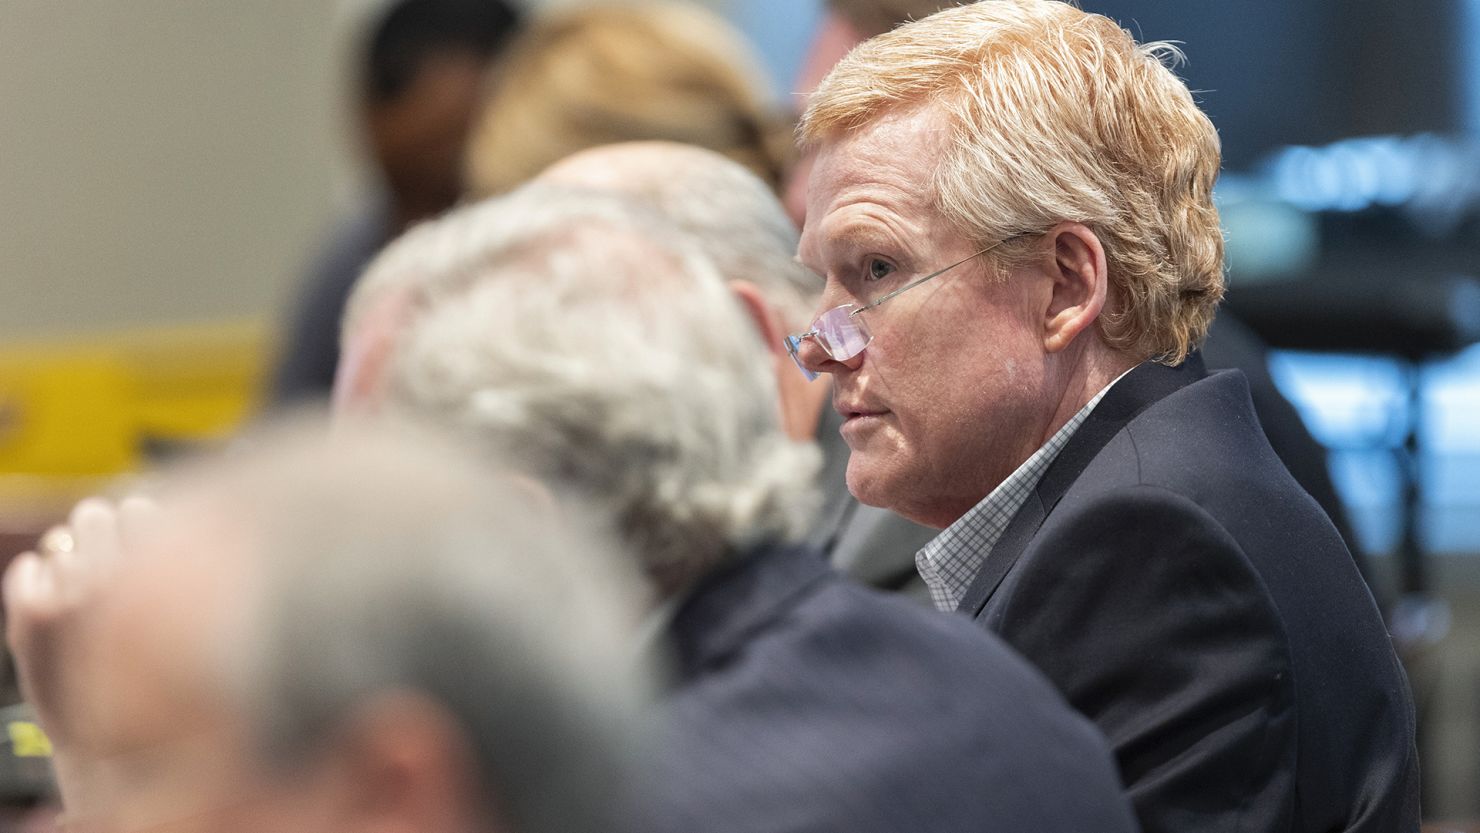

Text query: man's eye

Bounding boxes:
[865,258,896,282]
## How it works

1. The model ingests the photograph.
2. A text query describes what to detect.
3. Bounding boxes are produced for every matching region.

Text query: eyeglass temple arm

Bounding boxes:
[848,244,1003,318]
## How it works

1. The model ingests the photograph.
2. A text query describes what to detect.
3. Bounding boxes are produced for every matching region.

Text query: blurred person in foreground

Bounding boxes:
[335,183,1140,832]
[3,423,648,833]
[463,2,791,198]
[790,2,1418,831]
[272,0,523,404]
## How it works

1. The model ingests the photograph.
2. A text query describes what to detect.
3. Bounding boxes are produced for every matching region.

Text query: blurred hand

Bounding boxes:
[3,496,155,747]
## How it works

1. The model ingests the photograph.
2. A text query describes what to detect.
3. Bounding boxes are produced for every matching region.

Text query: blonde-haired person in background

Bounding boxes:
[790,2,1419,831]
[464,3,791,198]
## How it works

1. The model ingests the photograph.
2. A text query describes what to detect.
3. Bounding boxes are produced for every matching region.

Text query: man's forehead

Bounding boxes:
[810,108,947,194]
[823,99,949,155]
[800,113,950,262]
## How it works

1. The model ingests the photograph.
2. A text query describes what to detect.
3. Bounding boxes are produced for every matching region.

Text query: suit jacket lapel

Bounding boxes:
[957,357,1208,617]
[955,490,1047,616]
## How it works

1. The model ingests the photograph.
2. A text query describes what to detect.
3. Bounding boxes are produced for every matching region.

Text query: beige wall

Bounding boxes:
[0,0,746,344]
[0,0,348,340]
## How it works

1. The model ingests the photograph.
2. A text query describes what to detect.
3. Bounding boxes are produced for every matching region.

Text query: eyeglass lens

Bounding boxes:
[814,305,872,361]
[784,306,874,381]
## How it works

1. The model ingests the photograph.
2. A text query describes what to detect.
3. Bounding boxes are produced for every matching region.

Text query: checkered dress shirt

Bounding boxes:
[916,381,1120,612]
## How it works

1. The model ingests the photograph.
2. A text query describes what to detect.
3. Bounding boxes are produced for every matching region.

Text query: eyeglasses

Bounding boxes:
[783,244,1001,380]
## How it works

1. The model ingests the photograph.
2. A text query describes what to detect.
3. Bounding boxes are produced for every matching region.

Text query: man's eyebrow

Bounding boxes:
[828,221,899,251]
[795,221,903,279]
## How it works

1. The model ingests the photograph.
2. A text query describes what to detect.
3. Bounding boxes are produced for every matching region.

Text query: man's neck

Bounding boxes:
[1038,346,1139,448]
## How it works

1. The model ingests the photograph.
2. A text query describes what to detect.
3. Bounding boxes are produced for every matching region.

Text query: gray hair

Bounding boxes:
[175,420,650,833]
[354,186,819,592]
[538,141,820,329]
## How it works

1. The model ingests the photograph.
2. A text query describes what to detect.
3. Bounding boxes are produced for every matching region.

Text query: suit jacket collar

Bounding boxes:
[666,543,832,682]
[956,356,1208,617]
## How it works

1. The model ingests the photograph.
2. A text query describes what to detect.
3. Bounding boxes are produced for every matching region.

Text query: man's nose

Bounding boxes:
[794,331,863,378]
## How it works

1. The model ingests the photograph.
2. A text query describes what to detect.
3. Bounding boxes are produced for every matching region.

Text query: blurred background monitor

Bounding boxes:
[1083,0,1469,171]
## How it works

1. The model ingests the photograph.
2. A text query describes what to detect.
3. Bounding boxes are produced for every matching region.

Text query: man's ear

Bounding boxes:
[730,280,788,358]
[1041,222,1108,353]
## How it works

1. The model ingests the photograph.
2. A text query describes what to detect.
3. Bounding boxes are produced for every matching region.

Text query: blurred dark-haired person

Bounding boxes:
[791,2,1418,832]
[4,424,649,833]
[272,0,522,404]
[335,183,1140,833]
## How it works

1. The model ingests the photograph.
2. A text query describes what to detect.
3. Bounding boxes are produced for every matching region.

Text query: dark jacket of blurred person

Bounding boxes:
[336,185,1142,833]
[644,542,1140,833]
[271,0,521,405]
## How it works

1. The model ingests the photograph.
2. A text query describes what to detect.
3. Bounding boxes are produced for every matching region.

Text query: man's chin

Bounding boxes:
[844,455,953,528]
[844,455,903,510]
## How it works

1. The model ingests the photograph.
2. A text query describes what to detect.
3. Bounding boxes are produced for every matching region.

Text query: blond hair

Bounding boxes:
[801,0,1224,364]
[466,3,791,197]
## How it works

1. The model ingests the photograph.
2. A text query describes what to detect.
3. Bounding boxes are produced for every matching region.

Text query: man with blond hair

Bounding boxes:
[790,2,1419,831]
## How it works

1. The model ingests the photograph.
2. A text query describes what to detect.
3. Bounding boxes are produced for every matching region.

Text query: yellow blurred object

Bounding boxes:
[7,720,53,759]
[0,319,268,484]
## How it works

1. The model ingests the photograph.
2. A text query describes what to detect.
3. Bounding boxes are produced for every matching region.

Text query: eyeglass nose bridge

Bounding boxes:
[784,333,821,381]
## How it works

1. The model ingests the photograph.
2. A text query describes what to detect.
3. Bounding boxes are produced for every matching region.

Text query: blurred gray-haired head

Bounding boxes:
[163,418,650,833]
[537,141,820,330]
[346,185,819,593]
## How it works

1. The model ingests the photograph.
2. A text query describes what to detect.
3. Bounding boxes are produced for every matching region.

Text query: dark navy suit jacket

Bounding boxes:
[960,358,1419,833]
[642,543,1140,833]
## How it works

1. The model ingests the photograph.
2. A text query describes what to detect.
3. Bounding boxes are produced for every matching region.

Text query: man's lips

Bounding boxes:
[835,399,888,422]
[838,406,888,443]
